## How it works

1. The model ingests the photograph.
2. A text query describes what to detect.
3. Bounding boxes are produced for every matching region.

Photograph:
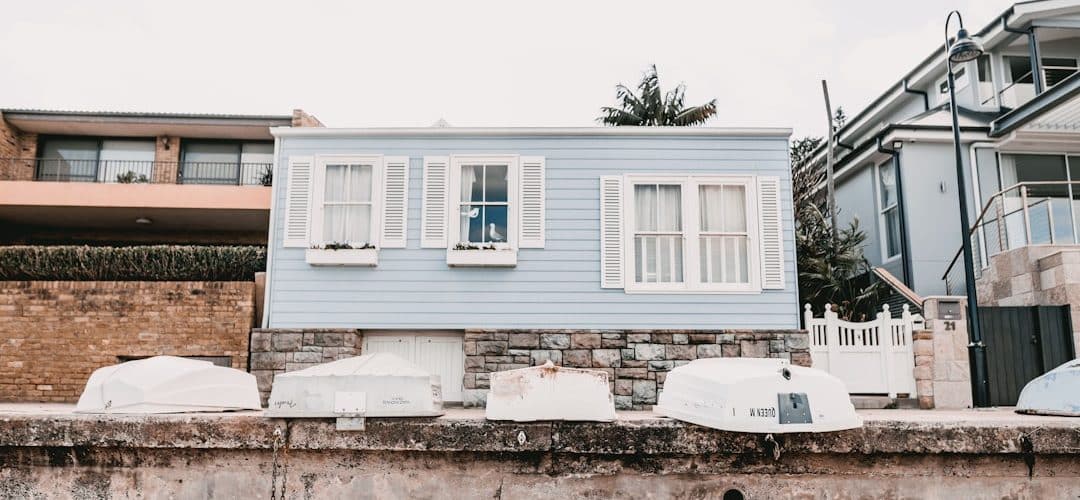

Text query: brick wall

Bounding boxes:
[291,109,324,127]
[0,113,36,180]
[0,281,255,402]
[153,136,181,184]
[249,329,360,403]
[464,329,810,410]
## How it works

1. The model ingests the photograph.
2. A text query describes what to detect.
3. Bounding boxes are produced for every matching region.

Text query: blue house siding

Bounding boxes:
[265,132,798,330]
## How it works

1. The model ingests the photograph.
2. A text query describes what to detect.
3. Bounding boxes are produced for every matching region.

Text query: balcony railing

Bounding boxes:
[984,66,1080,108]
[942,181,1080,294]
[0,158,272,186]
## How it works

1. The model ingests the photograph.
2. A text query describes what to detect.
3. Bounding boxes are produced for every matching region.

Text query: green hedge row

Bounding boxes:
[0,245,266,281]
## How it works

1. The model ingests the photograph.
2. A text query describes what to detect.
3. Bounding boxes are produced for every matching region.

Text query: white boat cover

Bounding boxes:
[486,361,616,422]
[75,356,261,414]
[265,353,443,418]
[1017,358,1080,417]
[654,358,861,433]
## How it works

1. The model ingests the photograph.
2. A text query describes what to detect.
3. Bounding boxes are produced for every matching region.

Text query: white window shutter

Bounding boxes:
[381,156,410,248]
[599,176,625,289]
[421,156,450,248]
[757,176,785,289]
[283,156,313,248]
[518,156,546,248]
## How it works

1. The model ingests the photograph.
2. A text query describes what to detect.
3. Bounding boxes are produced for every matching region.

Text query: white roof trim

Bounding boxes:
[270,126,793,138]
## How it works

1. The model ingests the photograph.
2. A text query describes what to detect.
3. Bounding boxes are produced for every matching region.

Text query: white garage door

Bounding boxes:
[362,332,465,402]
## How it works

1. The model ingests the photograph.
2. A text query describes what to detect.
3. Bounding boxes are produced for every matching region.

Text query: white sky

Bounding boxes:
[0,0,1017,139]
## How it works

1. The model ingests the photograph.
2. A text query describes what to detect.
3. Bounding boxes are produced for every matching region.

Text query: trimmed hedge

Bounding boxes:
[0,245,266,281]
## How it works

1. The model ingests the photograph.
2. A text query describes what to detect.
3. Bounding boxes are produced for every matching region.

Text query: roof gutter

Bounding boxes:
[270,126,794,138]
[903,79,929,112]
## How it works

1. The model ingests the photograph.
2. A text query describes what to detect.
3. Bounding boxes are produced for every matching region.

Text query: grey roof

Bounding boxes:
[0,108,293,122]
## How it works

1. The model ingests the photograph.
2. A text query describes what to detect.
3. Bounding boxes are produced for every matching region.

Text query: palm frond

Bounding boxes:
[671,99,717,126]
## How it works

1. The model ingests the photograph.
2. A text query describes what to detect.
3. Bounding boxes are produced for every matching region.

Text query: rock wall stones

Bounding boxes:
[463,329,809,410]
[249,329,361,403]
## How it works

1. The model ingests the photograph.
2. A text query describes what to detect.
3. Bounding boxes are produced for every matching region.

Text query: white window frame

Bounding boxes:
[622,174,761,294]
[446,155,519,266]
[306,154,384,266]
[876,161,901,262]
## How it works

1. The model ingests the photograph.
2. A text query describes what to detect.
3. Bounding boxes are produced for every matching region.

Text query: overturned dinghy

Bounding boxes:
[486,361,616,422]
[75,356,261,414]
[265,353,443,424]
[1017,359,1080,417]
[655,358,861,433]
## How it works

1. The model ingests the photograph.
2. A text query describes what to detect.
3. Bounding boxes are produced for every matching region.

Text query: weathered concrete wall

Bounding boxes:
[0,408,1076,499]
[464,329,810,409]
[976,245,1080,352]
[0,281,255,402]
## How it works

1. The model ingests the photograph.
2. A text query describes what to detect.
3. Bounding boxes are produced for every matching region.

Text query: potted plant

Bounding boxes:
[446,242,517,267]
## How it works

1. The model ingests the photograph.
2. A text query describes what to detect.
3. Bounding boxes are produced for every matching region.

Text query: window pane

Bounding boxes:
[484,164,508,202]
[977,55,992,83]
[459,204,483,243]
[183,142,239,164]
[634,184,658,231]
[699,185,746,232]
[461,165,483,202]
[484,205,509,243]
[699,236,748,284]
[99,140,155,182]
[349,164,373,203]
[879,163,897,208]
[347,205,372,243]
[884,208,901,257]
[240,143,273,164]
[657,185,681,231]
[324,165,348,202]
[635,235,682,284]
[39,138,98,180]
[323,205,372,244]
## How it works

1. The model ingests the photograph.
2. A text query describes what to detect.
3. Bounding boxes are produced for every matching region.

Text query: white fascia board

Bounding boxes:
[821,128,992,188]
[270,126,793,139]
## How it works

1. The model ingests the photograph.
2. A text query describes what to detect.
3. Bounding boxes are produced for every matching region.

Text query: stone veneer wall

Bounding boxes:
[975,246,1080,353]
[464,329,810,410]
[249,329,361,403]
[0,281,255,402]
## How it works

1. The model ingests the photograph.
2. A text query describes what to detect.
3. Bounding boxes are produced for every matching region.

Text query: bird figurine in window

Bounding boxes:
[488,223,504,242]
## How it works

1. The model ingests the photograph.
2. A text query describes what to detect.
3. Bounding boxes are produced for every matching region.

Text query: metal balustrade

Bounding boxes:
[0,158,272,186]
[942,181,1080,294]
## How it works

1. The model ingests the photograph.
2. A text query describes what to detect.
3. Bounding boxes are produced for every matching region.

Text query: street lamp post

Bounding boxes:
[944,10,991,407]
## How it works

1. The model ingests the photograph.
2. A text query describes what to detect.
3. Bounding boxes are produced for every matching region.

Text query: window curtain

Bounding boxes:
[323,164,372,244]
[633,184,682,283]
[699,185,748,283]
[459,165,480,242]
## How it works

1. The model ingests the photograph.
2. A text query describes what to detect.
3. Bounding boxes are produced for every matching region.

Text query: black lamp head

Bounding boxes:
[949,28,984,63]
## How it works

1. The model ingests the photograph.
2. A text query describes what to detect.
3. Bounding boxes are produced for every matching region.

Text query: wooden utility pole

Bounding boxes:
[822,80,839,241]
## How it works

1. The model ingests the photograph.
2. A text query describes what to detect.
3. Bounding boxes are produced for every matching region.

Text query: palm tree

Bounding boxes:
[598,65,717,126]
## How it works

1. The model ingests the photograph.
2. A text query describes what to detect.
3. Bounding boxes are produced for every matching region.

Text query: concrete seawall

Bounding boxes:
[0,405,1077,499]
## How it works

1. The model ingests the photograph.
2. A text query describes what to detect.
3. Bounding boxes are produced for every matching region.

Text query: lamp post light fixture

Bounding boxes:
[944,10,991,408]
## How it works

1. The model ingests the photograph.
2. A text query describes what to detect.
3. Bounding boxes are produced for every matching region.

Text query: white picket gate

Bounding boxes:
[804,304,918,397]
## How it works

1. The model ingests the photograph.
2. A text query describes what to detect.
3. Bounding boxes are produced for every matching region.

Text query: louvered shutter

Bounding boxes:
[421,156,450,248]
[283,156,313,248]
[380,156,410,248]
[599,176,625,288]
[757,176,785,289]
[518,156,546,248]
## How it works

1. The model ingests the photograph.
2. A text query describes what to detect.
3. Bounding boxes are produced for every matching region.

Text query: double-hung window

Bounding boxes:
[458,162,512,247]
[878,161,901,260]
[322,162,375,246]
[625,175,759,292]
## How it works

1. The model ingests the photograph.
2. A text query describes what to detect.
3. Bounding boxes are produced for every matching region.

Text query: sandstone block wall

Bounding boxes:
[463,329,810,410]
[249,329,361,403]
[0,281,255,402]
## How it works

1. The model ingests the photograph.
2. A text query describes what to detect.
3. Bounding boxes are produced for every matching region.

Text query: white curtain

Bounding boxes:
[633,184,682,283]
[459,165,479,242]
[699,185,748,283]
[323,164,372,244]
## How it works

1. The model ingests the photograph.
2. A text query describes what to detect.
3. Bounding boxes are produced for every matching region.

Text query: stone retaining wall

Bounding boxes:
[249,329,361,403]
[463,329,809,409]
[0,281,255,402]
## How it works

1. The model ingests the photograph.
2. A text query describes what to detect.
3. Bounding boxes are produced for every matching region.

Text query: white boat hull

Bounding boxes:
[486,361,616,422]
[1017,359,1080,417]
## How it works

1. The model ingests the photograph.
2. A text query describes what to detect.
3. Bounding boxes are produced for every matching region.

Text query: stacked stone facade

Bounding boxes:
[249,329,361,403]
[0,281,255,402]
[463,329,810,410]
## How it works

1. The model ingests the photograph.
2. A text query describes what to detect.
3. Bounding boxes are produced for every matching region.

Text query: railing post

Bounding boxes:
[1021,186,1032,245]
[803,303,813,333]
[995,196,1007,252]
[824,304,839,368]
[878,304,896,398]
[901,304,916,396]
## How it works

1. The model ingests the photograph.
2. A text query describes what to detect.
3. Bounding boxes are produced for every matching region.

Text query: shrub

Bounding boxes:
[0,245,266,281]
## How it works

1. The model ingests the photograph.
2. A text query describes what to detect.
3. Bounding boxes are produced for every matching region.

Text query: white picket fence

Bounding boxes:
[804,304,919,398]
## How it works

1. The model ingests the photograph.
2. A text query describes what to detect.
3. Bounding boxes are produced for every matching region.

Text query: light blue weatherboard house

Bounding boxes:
[262,126,799,405]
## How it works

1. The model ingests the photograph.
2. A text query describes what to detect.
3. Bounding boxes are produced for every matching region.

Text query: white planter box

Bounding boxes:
[446,249,517,267]
[305,248,378,266]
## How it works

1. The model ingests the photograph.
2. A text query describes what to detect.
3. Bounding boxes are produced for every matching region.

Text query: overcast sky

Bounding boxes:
[1,0,1017,139]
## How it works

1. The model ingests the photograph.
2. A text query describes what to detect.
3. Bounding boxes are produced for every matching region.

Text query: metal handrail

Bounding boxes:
[983,66,1080,106]
[0,158,272,186]
[941,180,1080,292]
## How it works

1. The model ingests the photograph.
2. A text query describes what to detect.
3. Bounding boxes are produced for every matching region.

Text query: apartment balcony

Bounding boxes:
[1,158,273,186]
